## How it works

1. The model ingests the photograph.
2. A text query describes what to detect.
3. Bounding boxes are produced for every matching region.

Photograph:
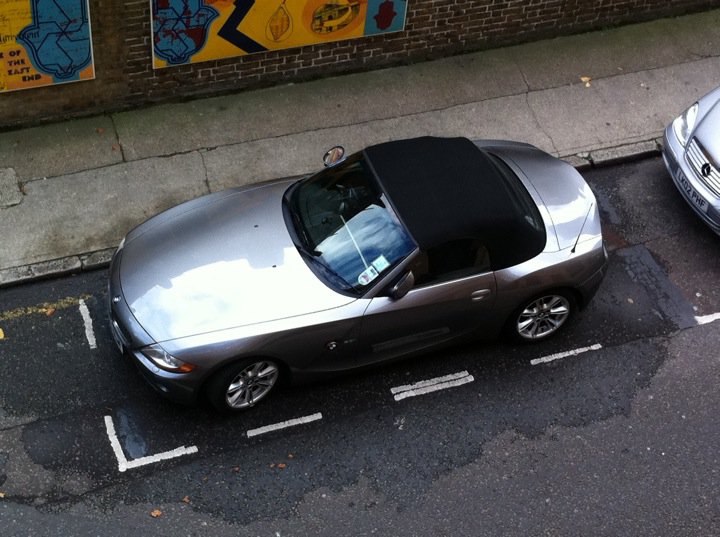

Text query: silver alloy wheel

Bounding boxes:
[225,360,279,409]
[516,294,571,340]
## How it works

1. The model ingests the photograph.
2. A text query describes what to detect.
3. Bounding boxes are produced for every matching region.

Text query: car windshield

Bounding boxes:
[285,153,416,296]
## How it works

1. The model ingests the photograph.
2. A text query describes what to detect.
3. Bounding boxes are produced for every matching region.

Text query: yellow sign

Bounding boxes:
[0,0,94,92]
[151,0,407,68]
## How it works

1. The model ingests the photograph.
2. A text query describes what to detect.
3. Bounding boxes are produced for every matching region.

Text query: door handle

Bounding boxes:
[471,289,491,301]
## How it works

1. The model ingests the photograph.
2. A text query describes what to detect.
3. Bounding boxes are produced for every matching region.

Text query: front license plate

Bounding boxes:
[678,171,709,213]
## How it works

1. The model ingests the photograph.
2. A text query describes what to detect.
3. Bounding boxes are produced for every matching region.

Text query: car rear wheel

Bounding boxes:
[511,291,575,342]
[207,358,280,412]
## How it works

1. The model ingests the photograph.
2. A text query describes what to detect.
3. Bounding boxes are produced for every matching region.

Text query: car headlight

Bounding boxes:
[141,344,196,373]
[672,102,698,147]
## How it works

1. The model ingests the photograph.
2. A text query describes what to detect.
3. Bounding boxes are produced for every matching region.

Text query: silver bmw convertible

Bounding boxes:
[108,136,607,412]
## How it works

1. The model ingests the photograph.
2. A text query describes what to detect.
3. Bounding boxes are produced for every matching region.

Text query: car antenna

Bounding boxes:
[571,202,594,254]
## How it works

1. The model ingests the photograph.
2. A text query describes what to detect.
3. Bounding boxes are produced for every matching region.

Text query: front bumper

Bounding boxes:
[662,126,720,234]
[110,318,199,405]
[108,248,200,405]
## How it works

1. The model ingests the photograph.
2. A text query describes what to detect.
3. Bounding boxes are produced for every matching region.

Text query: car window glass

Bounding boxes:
[410,238,490,287]
[285,155,416,296]
[484,153,546,269]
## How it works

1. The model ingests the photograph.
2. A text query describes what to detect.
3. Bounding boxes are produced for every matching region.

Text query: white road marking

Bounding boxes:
[78,299,97,349]
[246,412,323,438]
[104,415,198,472]
[695,312,720,325]
[122,445,200,471]
[104,416,127,471]
[391,371,474,401]
[530,343,603,366]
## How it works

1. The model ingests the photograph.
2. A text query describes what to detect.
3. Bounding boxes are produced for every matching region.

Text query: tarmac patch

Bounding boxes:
[617,245,697,330]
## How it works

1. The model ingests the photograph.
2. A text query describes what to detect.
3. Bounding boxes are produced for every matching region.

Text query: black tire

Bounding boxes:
[206,358,280,412]
[507,290,576,342]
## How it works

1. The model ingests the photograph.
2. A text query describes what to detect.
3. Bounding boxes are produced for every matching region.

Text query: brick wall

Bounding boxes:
[0,0,715,129]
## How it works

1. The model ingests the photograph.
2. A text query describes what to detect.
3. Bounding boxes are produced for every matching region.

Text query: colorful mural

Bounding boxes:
[0,0,94,92]
[151,0,407,68]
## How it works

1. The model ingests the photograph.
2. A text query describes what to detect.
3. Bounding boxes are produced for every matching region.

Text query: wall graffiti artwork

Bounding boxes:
[151,0,407,68]
[0,0,94,92]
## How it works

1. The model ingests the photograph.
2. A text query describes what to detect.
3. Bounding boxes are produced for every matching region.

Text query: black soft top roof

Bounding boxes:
[363,137,545,267]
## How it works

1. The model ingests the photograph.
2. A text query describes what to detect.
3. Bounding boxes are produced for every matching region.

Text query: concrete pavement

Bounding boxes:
[1,8,719,286]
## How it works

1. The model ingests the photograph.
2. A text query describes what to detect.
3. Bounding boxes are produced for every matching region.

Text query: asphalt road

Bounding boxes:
[1,157,719,536]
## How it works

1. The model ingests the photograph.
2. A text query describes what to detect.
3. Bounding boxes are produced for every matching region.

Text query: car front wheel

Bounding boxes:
[207,358,280,412]
[511,291,575,342]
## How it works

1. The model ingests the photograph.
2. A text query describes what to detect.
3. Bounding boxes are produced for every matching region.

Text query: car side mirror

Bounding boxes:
[323,146,346,167]
[388,271,414,300]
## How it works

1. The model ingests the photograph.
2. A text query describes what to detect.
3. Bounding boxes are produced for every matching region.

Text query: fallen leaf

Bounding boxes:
[0,491,5,498]
[96,127,105,135]
[627,298,634,304]
[182,496,190,504]
[580,76,592,87]
[44,308,56,316]
[112,143,120,152]
[269,463,275,469]
[232,466,240,473]
[287,453,294,459]
[0,328,5,340]
[150,509,162,518]
[277,463,287,469]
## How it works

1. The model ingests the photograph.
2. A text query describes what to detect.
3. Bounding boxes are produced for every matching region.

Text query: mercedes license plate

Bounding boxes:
[678,171,709,213]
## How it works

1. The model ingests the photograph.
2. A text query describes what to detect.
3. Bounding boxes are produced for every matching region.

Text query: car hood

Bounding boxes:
[694,98,720,159]
[481,142,601,251]
[118,180,355,343]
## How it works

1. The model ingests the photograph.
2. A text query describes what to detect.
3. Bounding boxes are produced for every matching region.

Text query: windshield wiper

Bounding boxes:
[296,246,356,294]
[292,213,322,257]
[282,188,321,256]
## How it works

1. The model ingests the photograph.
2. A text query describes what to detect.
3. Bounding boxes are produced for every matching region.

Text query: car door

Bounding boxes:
[357,238,498,364]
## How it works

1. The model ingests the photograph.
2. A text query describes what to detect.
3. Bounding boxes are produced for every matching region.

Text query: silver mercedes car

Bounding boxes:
[108,136,607,412]
[663,85,720,234]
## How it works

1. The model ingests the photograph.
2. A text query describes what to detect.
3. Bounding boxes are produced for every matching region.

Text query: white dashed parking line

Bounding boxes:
[246,412,323,438]
[391,371,474,401]
[695,312,720,325]
[104,415,198,472]
[78,299,97,349]
[530,343,603,366]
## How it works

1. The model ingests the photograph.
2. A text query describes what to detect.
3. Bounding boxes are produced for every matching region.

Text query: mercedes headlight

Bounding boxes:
[672,102,698,147]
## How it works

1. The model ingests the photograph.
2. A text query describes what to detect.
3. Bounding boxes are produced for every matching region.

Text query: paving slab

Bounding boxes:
[0,153,209,270]
[0,116,122,181]
[669,8,720,58]
[527,56,720,156]
[510,13,720,91]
